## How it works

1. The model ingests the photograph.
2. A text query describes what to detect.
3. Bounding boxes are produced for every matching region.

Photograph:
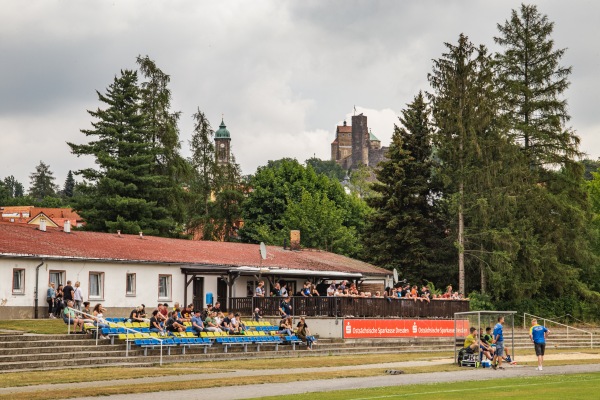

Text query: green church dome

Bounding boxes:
[215,118,231,139]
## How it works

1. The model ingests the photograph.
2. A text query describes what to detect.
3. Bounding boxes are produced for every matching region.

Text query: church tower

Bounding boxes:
[214,117,231,166]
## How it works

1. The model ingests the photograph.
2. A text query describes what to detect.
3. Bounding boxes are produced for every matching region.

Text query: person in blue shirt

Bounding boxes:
[529,319,550,371]
[492,316,505,370]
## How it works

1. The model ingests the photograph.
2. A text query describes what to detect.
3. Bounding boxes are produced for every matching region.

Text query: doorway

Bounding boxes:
[193,277,204,311]
[217,277,228,312]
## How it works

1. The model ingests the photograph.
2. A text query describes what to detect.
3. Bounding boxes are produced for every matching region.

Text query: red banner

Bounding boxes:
[343,319,469,338]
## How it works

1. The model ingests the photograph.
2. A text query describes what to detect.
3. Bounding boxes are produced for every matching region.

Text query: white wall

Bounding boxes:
[0,257,188,310]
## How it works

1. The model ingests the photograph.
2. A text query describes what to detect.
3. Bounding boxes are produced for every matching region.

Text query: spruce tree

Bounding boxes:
[362,92,445,282]
[494,3,579,168]
[69,70,175,235]
[63,170,75,198]
[136,55,189,227]
[28,161,58,201]
[187,108,216,236]
[3,175,24,198]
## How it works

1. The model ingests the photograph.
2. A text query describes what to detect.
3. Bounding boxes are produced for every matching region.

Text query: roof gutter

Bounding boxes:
[34,259,44,319]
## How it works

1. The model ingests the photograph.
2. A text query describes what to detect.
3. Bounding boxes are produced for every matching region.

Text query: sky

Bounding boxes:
[1,0,599,191]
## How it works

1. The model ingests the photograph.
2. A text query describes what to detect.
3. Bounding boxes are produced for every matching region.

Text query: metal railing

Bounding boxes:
[64,308,166,365]
[229,296,470,319]
[523,312,594,349]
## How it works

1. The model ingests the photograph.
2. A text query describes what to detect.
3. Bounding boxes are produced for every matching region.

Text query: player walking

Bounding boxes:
[529,319,549,371]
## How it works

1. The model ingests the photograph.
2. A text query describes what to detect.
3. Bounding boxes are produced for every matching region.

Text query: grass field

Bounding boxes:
[256,372,600,400]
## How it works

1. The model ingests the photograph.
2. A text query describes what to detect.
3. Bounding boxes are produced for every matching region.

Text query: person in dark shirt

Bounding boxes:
[63,280,75,302]
[149,310,164,334]
[165,311,186,333]
[279,297,292,318]
[129,306,144,322]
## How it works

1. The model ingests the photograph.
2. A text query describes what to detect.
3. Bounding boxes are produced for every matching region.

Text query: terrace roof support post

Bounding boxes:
[183,272,196,310]
[227,272,239,310]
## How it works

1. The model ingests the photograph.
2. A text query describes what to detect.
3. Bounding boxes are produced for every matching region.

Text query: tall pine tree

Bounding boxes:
[362,92,447,282]
[69,70,175,235]
[28,161,58,201]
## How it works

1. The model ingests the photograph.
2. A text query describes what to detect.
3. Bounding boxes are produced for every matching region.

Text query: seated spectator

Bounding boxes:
[138,304,147,319]
[463,327,479,353]
[231,313,245,333]
[278,316,293,336]
[191,310,205,336]
[92,303,110,332]
[204,311,222,332]
[159,303,169,319]
[220,312,234,334]
[165,311,186,333]
[149,310,165,335]
[63,300,85,333]
[296,317,316,350]
[180,304,193,322]
[213,302,222,314]
[129,306,145,323]
[479,328,493,360]
[202,304,213,320]
[81,302,94,322]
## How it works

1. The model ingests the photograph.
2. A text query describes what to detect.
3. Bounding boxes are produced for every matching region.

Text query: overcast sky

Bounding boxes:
[1,0,598,191]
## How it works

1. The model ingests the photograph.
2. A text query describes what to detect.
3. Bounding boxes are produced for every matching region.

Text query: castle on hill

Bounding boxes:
[330,114,388,170]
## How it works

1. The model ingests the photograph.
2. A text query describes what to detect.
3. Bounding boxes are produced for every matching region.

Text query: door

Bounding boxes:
[193,277,204,311]
[217,277,228,312]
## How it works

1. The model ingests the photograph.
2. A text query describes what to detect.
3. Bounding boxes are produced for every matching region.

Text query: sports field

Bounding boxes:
[257,372,600,400]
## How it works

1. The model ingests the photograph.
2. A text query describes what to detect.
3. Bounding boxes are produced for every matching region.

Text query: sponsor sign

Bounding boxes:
[343,319,469,338]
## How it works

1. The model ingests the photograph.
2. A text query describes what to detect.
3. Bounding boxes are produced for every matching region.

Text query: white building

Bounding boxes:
[0,222,389,319]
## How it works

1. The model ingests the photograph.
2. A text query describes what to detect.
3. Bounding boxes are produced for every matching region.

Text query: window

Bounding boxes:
[49,270,65,286]
[126,273,136,296]
[158,275,171,300]
[89,272,104,299]
[12,269,25,294]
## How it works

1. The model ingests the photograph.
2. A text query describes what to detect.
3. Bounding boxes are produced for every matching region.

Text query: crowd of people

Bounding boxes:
[254,279,467,301]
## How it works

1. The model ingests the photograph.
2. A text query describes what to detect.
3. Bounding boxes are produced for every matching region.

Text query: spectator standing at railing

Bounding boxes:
[46,282,56,318]
[63,300,85,334]
[149,310,165,335]
[73,281,83,311]
[326,283,336,296]
[255,281,265,297]
[271,282,281,297]
[191,310,206,336]
[280,282,289,297]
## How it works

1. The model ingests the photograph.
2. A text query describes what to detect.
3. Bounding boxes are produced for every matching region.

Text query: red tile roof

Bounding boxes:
[337,125,352,133]
[0,223,388,276]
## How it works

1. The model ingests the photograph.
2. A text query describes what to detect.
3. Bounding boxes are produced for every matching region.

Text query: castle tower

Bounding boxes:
[214,118,231,166]
[351,114,369,167]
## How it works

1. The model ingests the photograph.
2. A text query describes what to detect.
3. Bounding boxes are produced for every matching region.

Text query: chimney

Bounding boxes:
[39,218,46,232]
[117,230,121,237]
[290,230,300,251]
[139,231,143,239]
[64,220,71,233]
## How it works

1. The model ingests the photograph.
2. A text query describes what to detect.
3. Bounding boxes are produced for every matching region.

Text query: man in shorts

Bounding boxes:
[529,319,549,371]
[492,316,505,370]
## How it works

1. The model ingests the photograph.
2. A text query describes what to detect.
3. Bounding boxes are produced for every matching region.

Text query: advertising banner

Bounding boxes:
[342,319,469,338]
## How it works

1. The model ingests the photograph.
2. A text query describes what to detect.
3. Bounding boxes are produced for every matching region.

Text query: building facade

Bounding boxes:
[0,223,389,319]
[330,114,388,170]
